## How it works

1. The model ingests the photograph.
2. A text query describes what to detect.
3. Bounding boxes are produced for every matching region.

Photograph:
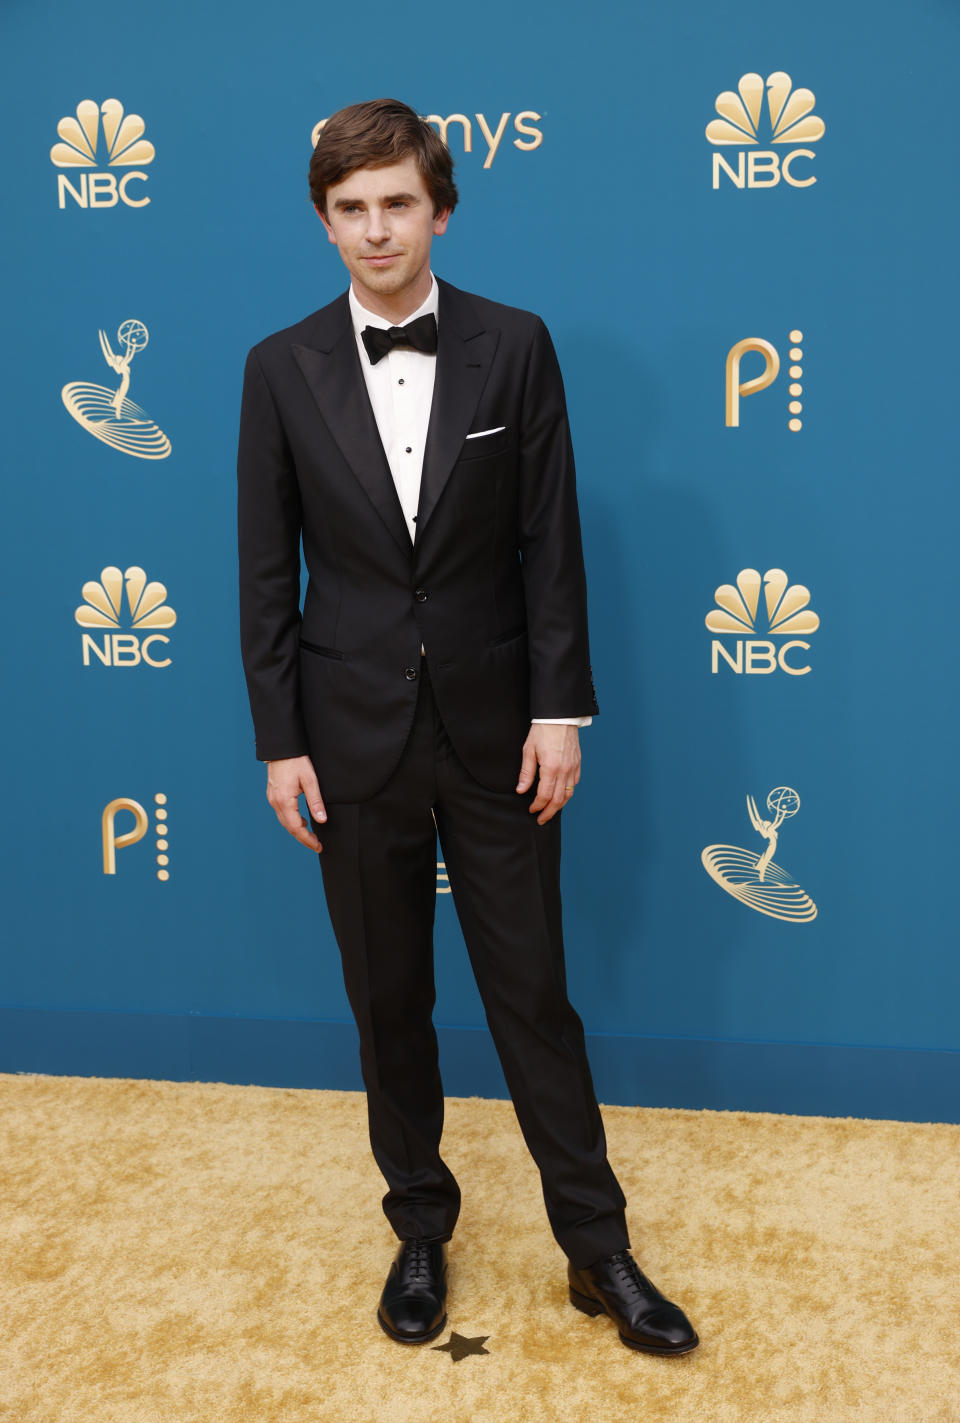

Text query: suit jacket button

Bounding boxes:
[404,666,418,680]
[414,587,427,602]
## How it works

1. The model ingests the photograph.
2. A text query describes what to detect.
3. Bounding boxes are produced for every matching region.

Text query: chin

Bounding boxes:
[355,260,413,288]
[371,268,410,291]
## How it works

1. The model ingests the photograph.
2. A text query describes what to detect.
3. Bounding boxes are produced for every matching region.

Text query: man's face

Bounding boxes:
[318,156,449,309]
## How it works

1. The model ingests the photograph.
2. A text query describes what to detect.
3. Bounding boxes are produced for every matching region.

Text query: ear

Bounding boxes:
[315,203,338,245]
[432,207,451,237]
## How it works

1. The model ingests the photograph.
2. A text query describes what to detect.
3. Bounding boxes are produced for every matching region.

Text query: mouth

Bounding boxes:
[362,253,401,266]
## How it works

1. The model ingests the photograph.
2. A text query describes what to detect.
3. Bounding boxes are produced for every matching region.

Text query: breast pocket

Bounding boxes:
[458,425,511,462]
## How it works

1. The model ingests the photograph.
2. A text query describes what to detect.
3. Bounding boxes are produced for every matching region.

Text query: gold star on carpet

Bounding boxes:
[431,1330,491,1361]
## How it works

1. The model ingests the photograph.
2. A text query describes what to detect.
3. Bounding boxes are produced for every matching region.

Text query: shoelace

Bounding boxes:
[400,1241,435,1282]
[606,1250,655,1301]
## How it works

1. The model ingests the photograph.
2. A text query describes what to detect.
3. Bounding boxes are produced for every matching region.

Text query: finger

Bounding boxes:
[276,796,322,852]
[530,755,563,807]
[516,743,538,793]
[537,781,573,825]
[528,771,549,811]
[292,819,323,852]
[302,770,327,823]
[274,794,303,834]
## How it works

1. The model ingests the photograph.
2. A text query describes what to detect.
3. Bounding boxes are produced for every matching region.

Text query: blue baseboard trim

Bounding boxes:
[0,1005,956,1123]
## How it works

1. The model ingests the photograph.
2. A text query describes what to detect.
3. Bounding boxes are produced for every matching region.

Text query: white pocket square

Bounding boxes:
[465,425,506,439]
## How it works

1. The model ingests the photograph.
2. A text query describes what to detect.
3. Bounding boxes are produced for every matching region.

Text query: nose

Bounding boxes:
[364,205,389,245]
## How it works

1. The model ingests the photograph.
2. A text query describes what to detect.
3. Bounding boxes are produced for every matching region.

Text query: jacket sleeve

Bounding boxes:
[237,346,309,761]
[517,317,599,719]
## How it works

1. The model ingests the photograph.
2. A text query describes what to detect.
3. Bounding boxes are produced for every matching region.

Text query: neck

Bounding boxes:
[354,268,433,325]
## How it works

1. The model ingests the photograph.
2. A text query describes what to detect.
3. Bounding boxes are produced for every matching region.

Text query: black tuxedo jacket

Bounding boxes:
[237,276,598,802]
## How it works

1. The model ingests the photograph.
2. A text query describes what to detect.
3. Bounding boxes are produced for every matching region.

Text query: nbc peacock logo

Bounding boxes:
[702,787,817,923]
[62,319,171,460]
[706,568,819,675]
[76,565,176,668]
[51,98,154,209]
[706,72,825,189]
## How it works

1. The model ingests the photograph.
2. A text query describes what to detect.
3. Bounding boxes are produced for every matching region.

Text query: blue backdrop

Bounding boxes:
[2,0,957,1121]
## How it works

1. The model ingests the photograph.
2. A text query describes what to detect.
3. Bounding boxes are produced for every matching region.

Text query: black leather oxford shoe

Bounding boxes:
[569,1249,699,1355]
[377,1239,448,1344]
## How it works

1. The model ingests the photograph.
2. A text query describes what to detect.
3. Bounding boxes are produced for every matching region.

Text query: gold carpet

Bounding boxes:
[1,1073,958,1423]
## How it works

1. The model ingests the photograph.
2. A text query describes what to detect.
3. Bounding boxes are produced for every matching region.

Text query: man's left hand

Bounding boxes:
[516,724,581,825]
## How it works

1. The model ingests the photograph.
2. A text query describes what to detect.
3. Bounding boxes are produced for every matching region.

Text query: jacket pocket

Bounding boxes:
[299,638,344,660]
[490,626,527,646]
[457,426,511,462]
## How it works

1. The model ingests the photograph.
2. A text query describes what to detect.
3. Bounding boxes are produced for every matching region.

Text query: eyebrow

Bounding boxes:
[333,191,421,209]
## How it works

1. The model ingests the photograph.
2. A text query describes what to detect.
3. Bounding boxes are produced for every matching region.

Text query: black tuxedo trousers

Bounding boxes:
[314,657,630,1270]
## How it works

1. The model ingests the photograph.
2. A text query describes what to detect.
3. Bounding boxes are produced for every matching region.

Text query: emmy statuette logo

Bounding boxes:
[311,111,544,170]
[62,320,171,460]
[76,566,176,668]
[706,73,825,189]
[707,568,819,675]
[102,793,170,880]
[726,331,806,432]
[436,860,451,894]
[51,99,155,208]
[702,787,817,922]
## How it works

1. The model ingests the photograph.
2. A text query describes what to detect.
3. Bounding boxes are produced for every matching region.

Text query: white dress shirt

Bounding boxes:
[349,274,590,728]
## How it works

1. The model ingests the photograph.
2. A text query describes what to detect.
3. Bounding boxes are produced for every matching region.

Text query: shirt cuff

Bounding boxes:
[531,717,592,728]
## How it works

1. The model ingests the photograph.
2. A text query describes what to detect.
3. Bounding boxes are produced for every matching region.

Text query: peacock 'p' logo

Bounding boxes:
[707,569,819,676]
[102,792,170,881]
[76,567,176,669]
[51,99,154,209]
[706,73,825,190]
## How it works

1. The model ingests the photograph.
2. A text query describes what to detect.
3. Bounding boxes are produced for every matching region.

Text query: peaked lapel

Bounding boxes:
[291,296,411,557]
[416,279,500,538]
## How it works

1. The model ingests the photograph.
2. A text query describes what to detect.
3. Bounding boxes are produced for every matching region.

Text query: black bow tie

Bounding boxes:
[361,312,438,365]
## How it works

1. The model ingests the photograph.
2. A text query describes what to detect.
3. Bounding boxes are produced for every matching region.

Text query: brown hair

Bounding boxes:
[309,98,459,218]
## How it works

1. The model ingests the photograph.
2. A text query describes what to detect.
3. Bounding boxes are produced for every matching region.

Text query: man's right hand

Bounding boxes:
[265,755,326,852]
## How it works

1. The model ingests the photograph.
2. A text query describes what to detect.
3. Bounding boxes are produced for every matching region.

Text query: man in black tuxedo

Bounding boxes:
[238,98,697,1355]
